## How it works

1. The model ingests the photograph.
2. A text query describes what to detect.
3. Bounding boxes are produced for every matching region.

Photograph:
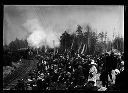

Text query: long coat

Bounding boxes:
[88,65,97,86]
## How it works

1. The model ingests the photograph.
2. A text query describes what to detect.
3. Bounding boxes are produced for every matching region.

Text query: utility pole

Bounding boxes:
[45,39,47,53]
[53,40,56,55]
[78,42,82,54]
[86,26,90,55]
[105,32,107,52]
[37,48,38,55]
[81,44,85,54]
[71,35,75,50]
[112,28,115,51]
[117,32,119,51]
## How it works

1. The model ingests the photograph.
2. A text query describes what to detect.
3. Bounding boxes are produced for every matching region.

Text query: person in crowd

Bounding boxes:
[100,69,108,88]
[7,49,124,91]
[36,79,43,90]
[88,60,98,86]
[120,61,124,72]
[115,69,127,91]
[108,52,118,80]
[83,62,90,82]
[111,69,120,85]
[84,81,99,91]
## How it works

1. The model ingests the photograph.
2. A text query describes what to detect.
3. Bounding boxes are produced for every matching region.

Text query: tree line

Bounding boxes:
[59,25,124,55]
[3,24,124,66]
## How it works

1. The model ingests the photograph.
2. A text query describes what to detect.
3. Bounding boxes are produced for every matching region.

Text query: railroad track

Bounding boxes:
[3,59,38,90]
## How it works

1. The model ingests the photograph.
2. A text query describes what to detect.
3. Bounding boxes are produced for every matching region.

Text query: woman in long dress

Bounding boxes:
[88,60,97,86]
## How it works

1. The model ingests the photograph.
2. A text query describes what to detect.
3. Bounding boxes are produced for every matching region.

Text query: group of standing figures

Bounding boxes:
[11,50,125,91]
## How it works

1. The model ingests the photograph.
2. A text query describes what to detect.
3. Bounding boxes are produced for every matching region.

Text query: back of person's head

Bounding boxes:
[87,81,95,87]
[18,80,21,83]
[111,52,114,56]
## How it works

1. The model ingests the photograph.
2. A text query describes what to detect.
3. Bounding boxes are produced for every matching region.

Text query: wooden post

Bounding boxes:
[71,36,75,50]
[78,42,82,54]
[53,40,56,55]
[81,44,85,54]
[44,39,47,53]
[37,48,38,54]
[105,32,107,52]
[112,30,114,50]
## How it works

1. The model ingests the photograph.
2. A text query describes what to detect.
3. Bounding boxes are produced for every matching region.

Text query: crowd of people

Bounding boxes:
[9,50,125,91]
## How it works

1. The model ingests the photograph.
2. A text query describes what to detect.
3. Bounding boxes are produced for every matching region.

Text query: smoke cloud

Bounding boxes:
[23,19,60,48]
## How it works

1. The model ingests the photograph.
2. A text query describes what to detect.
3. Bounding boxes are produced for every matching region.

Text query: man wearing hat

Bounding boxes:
[88,60,97,86]
[111,69,120,84]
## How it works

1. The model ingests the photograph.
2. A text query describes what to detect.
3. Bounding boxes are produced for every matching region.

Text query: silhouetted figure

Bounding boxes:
[83,62,90,82]
[107,53,118,80]
[115,70,128,91]
[84,81,98,91]
[36,79,46,90]
[100,69,108,87]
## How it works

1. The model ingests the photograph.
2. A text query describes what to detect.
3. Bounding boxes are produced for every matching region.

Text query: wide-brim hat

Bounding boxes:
[115,69,120,74]
[90,60,97,65]
[121,61,124,65]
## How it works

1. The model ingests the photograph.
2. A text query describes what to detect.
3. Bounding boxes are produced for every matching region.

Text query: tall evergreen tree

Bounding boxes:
[60,31,72,52]
[113,37,124,52]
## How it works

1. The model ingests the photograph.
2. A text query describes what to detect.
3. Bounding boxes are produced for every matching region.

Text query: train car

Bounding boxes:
[10,48,34,61]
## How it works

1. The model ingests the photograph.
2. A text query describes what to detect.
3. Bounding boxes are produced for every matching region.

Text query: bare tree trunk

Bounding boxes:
[81,44,85,54]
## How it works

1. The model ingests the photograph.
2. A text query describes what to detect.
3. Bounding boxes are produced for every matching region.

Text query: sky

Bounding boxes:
[3,5,124,46]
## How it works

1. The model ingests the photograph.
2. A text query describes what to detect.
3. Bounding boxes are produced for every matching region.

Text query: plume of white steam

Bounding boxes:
[23,19,60,48]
